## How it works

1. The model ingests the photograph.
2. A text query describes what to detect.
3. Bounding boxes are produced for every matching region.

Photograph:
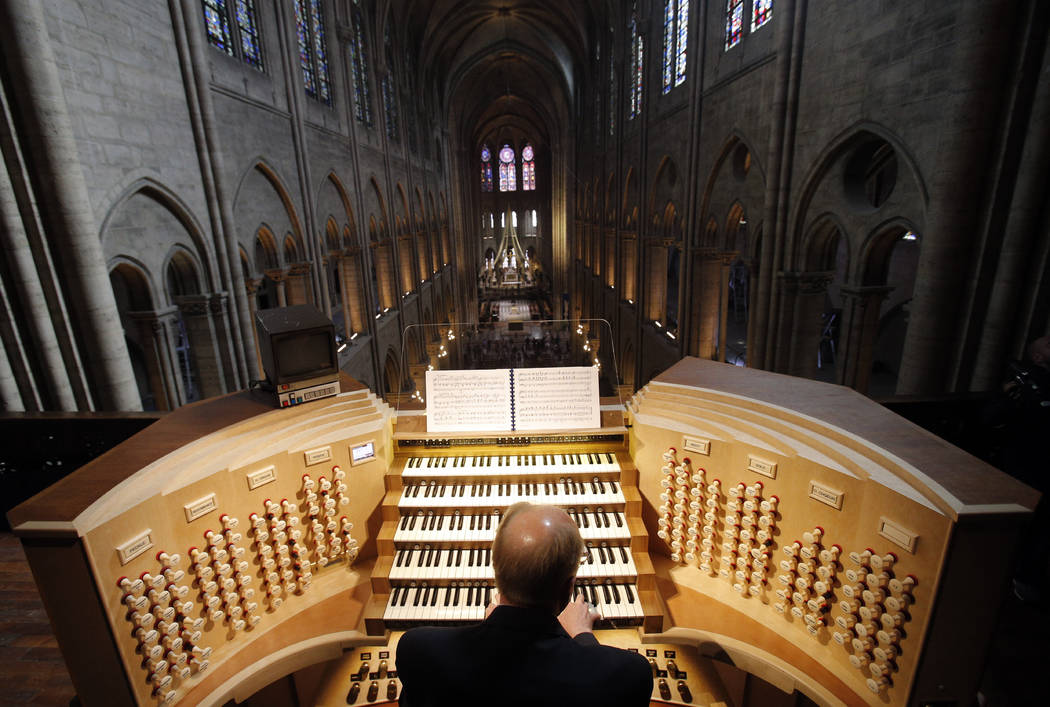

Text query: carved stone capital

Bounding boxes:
[264,268,286,283]
[778,270,836,295]
[288,262,312,277]
[174,294,212,317]
[209,292,228,315]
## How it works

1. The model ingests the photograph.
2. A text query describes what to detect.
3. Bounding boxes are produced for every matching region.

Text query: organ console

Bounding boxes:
[8,356,1036,706]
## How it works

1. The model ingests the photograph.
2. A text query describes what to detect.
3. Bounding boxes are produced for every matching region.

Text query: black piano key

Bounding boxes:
[625,584,636,603]
[602,583,612,603]
[454,548,462,566]
[444,584,454,606]
[484,548,491,565]
[588,584,599,605]
[399,586,410,606]
[430,586,439,606]
[619,546,629,563]
[614,512,623,528]
[453,583,461,604]
[400,515,410,530]
[484,585,492,606]
[611,583,622,602]
[581,510,590,528]
[391,586,402,605]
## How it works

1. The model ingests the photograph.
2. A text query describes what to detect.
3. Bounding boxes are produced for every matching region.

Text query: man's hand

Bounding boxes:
[484,589,501,619]
[558,593,601,637]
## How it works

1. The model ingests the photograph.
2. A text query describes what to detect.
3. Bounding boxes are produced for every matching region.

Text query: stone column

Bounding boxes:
[398,235,415,296]
[245,279,263,378]
[208,293,237,392]
[0,320,25,411]
[836,285,893,394]
[375,242,396,310]
[691,249,722,359]
[0,0,139,409]
[176,295,227,398]
[285,263,312,306]
[645,241,669,323]
[266,269,288,308]
[129,308,183,410]
[775,271,834,379]
[717,252,738,362]
[340,248,365,334]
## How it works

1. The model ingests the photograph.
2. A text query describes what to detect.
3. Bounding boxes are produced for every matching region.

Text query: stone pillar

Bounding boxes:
[717,252,738,362]
[285,263,312,306]
[208,293,237,392]
[645,241,669,323]
[245,279,263,377]
[340,248,365,334]
[129,309,183,411]
[0,325,25,411]
[266,270,288,308]
[775,271,834,379]
[622,234,637,302]
[376,243,396,310]
[691,249,722,359]
[415,230,428,282]
[398,235,415,296]
[176,295,227,398]
[836,285,893,394]
[0,0,139,409]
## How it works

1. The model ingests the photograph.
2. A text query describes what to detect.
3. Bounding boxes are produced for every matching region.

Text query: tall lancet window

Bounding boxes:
[752,0,773,31]
[203,0,263,69]
[521,144,536,191]
[628,7,644,120]
[348,5,372,125]
[481,145,494,192]
[662,1,689,93]
[725,0,744,51]
[499,145,517,192]
[293,0,331,104]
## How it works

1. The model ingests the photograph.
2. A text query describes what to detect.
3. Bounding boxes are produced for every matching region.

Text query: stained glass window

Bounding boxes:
[725,0,744,51]
[293,0,317,97]
[309,0,331,104]
[675,0,689,86]
[662,2,674,92]
[498,145,516,192]
[235,1,263,68]
[383,28,399,141]
[348,8,372,125]
[628,9,644,120]
[481,145,493,192]
[752,0,773,31]
[522,144,535,191]
[608,36,616,136]
[383,77,399,140]
[204,0,234,56]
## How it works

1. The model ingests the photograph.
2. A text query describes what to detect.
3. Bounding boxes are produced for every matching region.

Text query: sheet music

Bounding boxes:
[513,367,600,430]
[425,366,600,433]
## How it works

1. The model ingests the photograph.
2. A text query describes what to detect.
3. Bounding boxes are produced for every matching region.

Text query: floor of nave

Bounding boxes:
[0,531,1046,706]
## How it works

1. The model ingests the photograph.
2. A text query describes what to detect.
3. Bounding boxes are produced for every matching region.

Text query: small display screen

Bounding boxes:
[275,331,334,379]
[352,441,375,463]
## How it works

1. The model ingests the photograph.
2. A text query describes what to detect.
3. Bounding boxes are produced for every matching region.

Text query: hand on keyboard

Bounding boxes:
[558,593,601,637]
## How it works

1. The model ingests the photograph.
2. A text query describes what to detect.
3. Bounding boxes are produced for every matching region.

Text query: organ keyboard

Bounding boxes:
[8,358,1037,707]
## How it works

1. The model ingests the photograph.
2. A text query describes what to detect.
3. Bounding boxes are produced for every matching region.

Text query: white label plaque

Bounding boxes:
[682,436,711,455]
[117,530,153,565]
[747,455,777,479]
[878,517,919,553]
[808,481,844,510]
[247,465,276,490]
[184,493,217,522]
[304,446,332,466]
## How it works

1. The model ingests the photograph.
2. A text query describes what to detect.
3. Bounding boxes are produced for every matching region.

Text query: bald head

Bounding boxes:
[492,503,584,613]
[1027,336,1050,370]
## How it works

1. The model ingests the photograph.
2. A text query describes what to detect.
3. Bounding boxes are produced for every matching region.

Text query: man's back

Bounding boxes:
[396,606,653,707]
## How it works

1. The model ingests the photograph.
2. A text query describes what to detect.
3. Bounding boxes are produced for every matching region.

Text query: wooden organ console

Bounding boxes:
[8,358,1036,706]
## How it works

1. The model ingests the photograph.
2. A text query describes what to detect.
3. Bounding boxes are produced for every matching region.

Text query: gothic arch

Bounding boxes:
[698,134,766,251]
[233,161,305,267]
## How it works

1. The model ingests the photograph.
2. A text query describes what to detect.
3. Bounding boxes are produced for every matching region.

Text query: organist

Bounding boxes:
[395,502,652,706]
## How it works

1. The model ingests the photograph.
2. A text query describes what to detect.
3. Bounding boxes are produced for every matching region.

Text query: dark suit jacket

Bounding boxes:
[395,606,653,707]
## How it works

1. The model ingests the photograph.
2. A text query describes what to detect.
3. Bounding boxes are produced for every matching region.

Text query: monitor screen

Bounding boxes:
[275,330,335,380]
